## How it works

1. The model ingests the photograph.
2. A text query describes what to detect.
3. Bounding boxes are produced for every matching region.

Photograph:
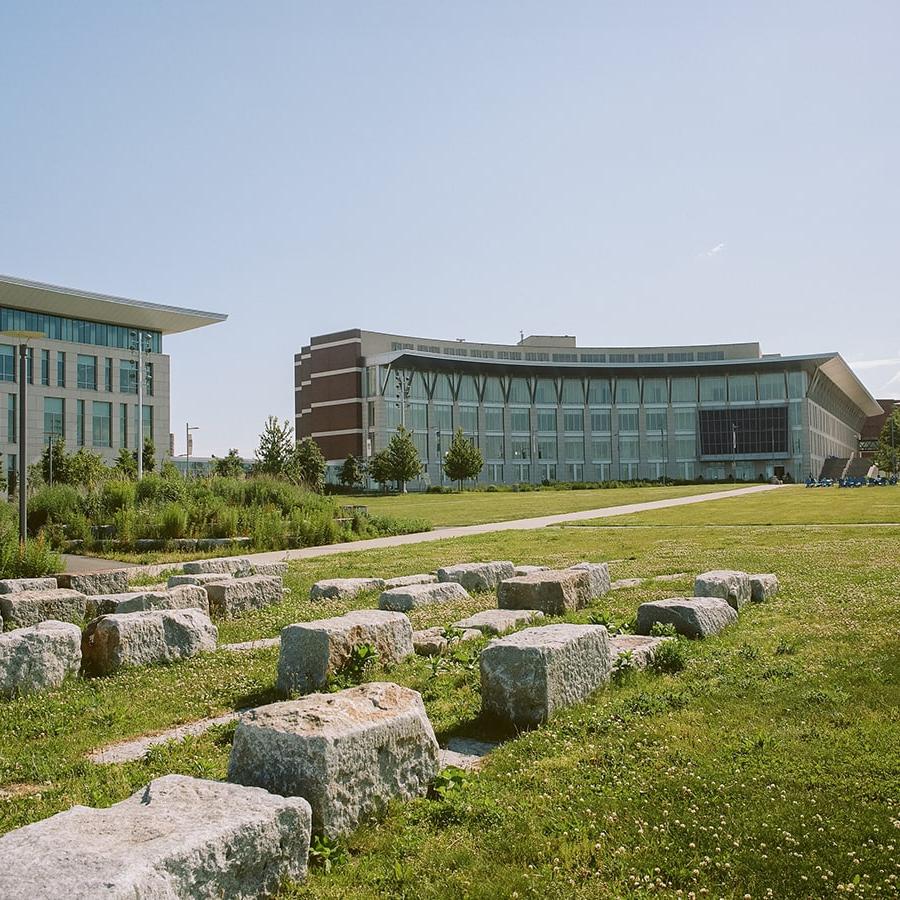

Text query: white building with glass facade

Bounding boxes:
[0,274,226,482]
[296,330,880,486]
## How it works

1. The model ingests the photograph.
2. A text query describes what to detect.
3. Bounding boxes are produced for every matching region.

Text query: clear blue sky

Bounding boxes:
[2,2,898,457]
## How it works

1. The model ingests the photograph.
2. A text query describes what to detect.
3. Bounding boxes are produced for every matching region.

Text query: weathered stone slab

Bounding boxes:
[513,565,548,576]
[636,597,738,638]
[309,577,385,601]
[0,774,312,897]
[569,562,611,598]
[197,537,252,550]
[384,573,437,588]
[222,637,281,653]
[452,608,544,635]
[609,634,672,669]
[82,609,218,675]
[0,620,82,699]
[183,557,254,576]
[56,570,129,596]
[228,682,440,838]
[480,624,611,728]
[439,737,497,771]
[0,588,87,631]
[497,569,591,616]
[0,577,57,594]
[378,581,469,612]
[87,585,210,617]
[205,575,283,619]
[253,561,289,577]
[610,578,643,590]
[277,610,413,695]
[168,573,230,588]
[750,573,780,602]
[412,626,481,656]
[436,561,516,592]
[693,570,751,611]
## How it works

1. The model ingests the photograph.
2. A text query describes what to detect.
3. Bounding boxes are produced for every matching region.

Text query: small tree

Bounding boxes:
[368,449,393,492]
[160,458,180,480]
[114,446,138,479]
[386,426,423,492]
[874,407,900,475]
[133,436,156,473]
[255,416,294,477]
[338,454,364,489]
[290,437,327,492]
[443,428,483,490]
[39,438,67,486]
[212,448,245,478]
[66,448,107,492]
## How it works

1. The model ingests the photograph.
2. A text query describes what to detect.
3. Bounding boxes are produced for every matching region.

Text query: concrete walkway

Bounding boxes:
[119,483,780,577]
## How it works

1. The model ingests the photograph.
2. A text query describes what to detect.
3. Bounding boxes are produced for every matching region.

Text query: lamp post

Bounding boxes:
[186,423,199,478]
[731,422,739,484]
[129,330,153,479]
[1,330,43,546]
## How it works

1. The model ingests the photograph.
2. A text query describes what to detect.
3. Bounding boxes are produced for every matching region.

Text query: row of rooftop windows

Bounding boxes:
[0,346,152,395]
[0,307,162,353]
[391,341,726,363]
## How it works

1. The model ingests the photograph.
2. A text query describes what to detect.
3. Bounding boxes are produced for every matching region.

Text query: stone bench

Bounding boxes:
[0,577,57,594]
[205,575,283,619]
[168,573,231,588]
[452,608,544,635]
[183,557,254,576]
[254,561,290,577]
[56,571,129,596]
[309,577,385,601]
[228,682,440,838]
[87,585,209,617]
[636,597,737,638]
[497,569,591,615]
[513,565,548,576]
[480,624,611,728]
[436,561,515,592]
[609,634,673,669]
[0,620,82,699]
[0,588,87,631]
[0,774,312,896]
[750,573,780,602]
[569,562,611,598]
[384,573,437,588]
[82,608,218,675]
[378,581,469,612]
[277,610,413,695]
[693,570,751,610]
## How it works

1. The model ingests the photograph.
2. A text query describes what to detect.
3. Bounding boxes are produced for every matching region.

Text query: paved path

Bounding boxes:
[120,483,780,577]
[61,553,137,573]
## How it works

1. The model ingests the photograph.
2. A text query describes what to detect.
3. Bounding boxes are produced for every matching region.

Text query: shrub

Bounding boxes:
[0,530,61,579]
[101,479,136,514]
[27,485,82,534]
[158,503,189,539]
[251,506,289,550]
[649,639,687,674]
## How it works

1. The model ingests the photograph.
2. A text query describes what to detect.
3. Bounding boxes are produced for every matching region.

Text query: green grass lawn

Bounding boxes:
[567,483,900,527]
[1,497,898,897]
[344,483,735,527]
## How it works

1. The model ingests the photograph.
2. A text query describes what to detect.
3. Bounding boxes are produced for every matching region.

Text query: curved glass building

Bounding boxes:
[295,330,880,485]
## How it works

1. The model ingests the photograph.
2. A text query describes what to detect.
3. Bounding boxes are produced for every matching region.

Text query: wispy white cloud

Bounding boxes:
[697,242,725,258]
[849,356,900,371]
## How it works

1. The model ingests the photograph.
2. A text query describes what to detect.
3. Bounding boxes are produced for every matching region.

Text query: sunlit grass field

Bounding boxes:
[2,488,898,897]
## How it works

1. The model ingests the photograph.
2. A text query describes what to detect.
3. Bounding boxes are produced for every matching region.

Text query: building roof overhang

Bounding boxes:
[0,274,227,335]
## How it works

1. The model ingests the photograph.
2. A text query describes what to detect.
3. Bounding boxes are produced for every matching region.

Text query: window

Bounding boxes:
[617,409,639,432]
[483,378,504,403]
[92,401,112,447]
[119,403,129,448]
[56,351,66,387]
[667,351,695,362]
[645,410,667,432]
[698,406,789,456]
[580,353,606,363]
[616,378,639,404]
[674,410,696,432]
[675,436,696,459]
[536,438,556,460]
[697,350,725,361]
[562,409,583,432]
[590,409,611,432]
[76,400,85,446]
[728,374,756,402]
[510,409,530,432]
[787,371,805,399]
[433,374,453,401]
[643,378,667,404]
[484,435,504,459]
[366,366,377,396]
[484,407,503,432]
[552,353,578,363]
[563,438,584,462]
[609,352,635,364]
[510,438,530,460]
[141,405,153,441]
[497,350,522,361]
[40,349,50,386]
[700,376,726,403]
[409,372,428,401]
[458,406,477,433]
[758,373,786,401]
[77,354,97,390]
[537,410,557,433]
[509,378,530,404]
[671,377,696,403]
[26,348,33,384]
[458,375,478,403]
[7,394,15,443]
[525,351,549,362]
[646,436,665,460]
[588,379,612,404]
[0,345,14,382]
[408,404,427,430]
[561,380,583,404]
[44,397,65,438]
[590,437,612,460]
[433,405,452,432]
[638,352,665,363]
[619,436,640,460]
[534,379,556,404]
[103,357,113,392]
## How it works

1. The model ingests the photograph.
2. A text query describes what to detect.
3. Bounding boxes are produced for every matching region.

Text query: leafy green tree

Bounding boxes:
[442,428,483,489]
[255,416,294,477]
[160,458,180,480]
[386,426,423,492]
[114,447,138,479]
[289,437,327,491]
[133,436,156,473]
[66,448,107,492]
[368,449,393,491]
[338,455,364,489]
[39,438,67,486]
[874,407,900,474]
[212,448,246,478]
